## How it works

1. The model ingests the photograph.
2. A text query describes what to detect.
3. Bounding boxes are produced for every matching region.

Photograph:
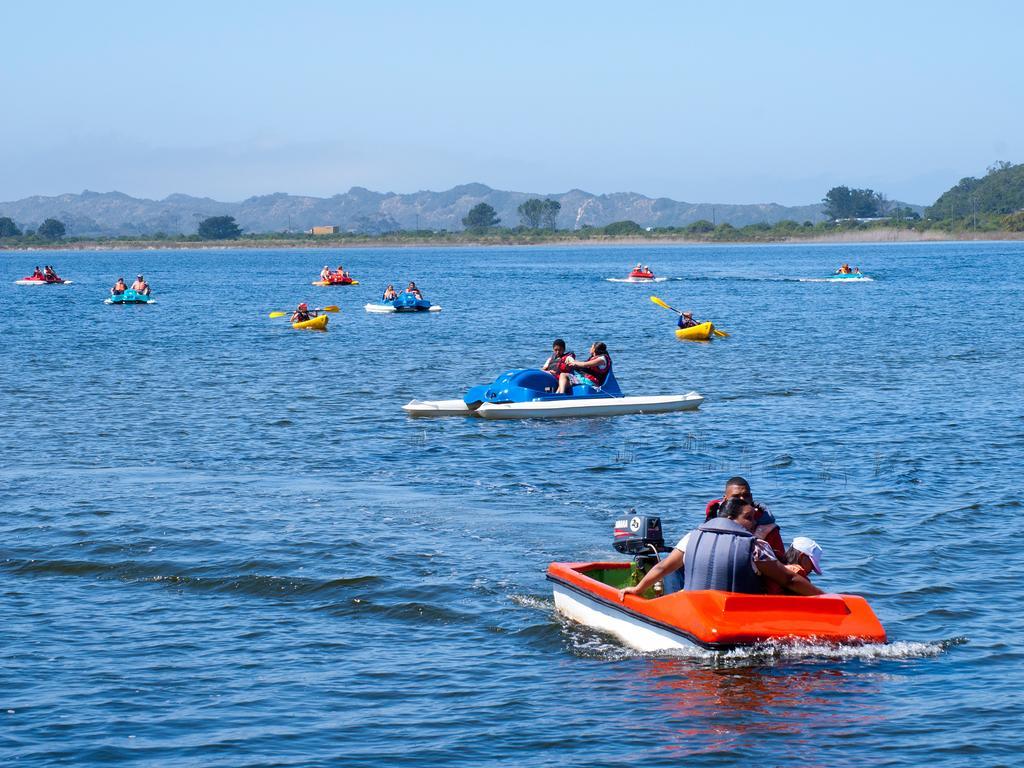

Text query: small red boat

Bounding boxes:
[629,269,655,280]
[312,275,359,286]
[15,275,72,286]
[548,515,887,652]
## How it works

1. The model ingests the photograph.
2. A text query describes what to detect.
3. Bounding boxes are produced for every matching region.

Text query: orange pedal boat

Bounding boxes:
[547,516,886,652]
[548,562,886,651]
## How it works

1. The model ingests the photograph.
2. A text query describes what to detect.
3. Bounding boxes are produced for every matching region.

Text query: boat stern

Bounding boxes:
[547,561,887,650]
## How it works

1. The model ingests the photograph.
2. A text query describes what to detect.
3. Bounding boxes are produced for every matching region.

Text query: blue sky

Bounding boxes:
[2,0,1020,205]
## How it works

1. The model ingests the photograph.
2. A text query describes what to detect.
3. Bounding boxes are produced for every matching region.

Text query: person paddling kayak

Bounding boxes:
[290,302,317,323]
[677,311,699,329]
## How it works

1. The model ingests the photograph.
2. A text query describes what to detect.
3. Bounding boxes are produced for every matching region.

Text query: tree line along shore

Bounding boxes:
[3,161,1023,249]
[3,225,1021,251]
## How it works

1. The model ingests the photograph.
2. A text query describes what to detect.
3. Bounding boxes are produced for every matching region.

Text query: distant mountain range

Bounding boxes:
[0,184,923,236]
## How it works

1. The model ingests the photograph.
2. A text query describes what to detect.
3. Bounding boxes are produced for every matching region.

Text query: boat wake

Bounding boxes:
[606,276,671,283]
[716,636,961,662]
[514,593,959,663]
[799,276,874,283]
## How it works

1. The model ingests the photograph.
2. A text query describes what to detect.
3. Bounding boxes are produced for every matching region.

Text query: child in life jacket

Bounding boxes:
[542,338,576,394]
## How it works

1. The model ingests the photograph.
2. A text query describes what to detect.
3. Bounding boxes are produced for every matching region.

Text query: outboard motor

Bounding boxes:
[613,514,665,556]
[613,514,683,594]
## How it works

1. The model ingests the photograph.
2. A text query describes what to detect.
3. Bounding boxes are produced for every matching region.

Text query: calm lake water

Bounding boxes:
[2,242,1022,766]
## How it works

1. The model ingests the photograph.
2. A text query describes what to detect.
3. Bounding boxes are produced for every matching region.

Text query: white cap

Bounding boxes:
[791,537,823,574]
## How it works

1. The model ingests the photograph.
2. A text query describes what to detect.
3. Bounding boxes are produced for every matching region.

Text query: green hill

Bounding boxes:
[927,161,1024,220]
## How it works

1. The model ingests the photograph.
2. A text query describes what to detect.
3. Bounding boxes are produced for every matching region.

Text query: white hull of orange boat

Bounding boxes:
[551,579,699,653]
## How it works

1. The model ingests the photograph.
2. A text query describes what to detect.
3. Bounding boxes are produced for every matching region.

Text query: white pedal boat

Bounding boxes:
[403,367,703,420]
[365,302,442,313]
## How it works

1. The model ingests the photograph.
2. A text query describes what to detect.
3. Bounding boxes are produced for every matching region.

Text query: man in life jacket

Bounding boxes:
[618,498,823,600]
[290,302,313,323]
[131,274,151,295]
[705,476,786,559]
[542,338,576,394]
[111,276,127,295]
[31,266,44,280]
[678,311,699,329]
[43,265,62,283]
[572,342,612,389]
[405,281,423,299]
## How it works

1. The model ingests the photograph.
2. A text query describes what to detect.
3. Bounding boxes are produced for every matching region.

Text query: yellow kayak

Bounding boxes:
[675,321,714,341]
[292,314,329,331]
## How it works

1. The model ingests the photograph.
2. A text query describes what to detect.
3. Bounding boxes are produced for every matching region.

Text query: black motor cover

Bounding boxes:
[613,515,665,555]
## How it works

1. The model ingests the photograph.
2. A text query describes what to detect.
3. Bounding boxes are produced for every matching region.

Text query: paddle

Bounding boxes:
[649,295,682,314]
[268,305,340,319]
[650,295,730,337]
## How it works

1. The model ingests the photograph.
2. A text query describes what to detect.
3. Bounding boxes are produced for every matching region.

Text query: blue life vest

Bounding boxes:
[683,517,765,594]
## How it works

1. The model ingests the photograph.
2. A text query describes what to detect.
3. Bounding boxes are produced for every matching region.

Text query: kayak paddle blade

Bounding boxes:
[650,295,681,314]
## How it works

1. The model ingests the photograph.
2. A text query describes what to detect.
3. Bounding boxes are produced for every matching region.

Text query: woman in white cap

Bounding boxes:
[785,537,823,581]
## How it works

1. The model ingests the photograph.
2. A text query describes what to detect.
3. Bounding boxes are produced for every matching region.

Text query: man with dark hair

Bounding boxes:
[542,338,576,394]
[704,476,785,559]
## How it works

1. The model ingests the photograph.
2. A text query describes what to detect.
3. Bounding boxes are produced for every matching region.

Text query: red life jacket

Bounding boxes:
[579,352,611,386]
[545,352,575,376]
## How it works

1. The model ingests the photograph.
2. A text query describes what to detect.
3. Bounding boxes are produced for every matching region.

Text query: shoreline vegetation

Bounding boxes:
[4,161,1023,251]
[2,225,1022,251]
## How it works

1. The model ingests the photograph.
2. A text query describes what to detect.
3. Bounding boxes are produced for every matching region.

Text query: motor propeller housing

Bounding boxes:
[613,515,666,555]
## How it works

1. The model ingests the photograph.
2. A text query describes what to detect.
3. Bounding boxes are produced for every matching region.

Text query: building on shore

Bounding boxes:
[308,225,339,235]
